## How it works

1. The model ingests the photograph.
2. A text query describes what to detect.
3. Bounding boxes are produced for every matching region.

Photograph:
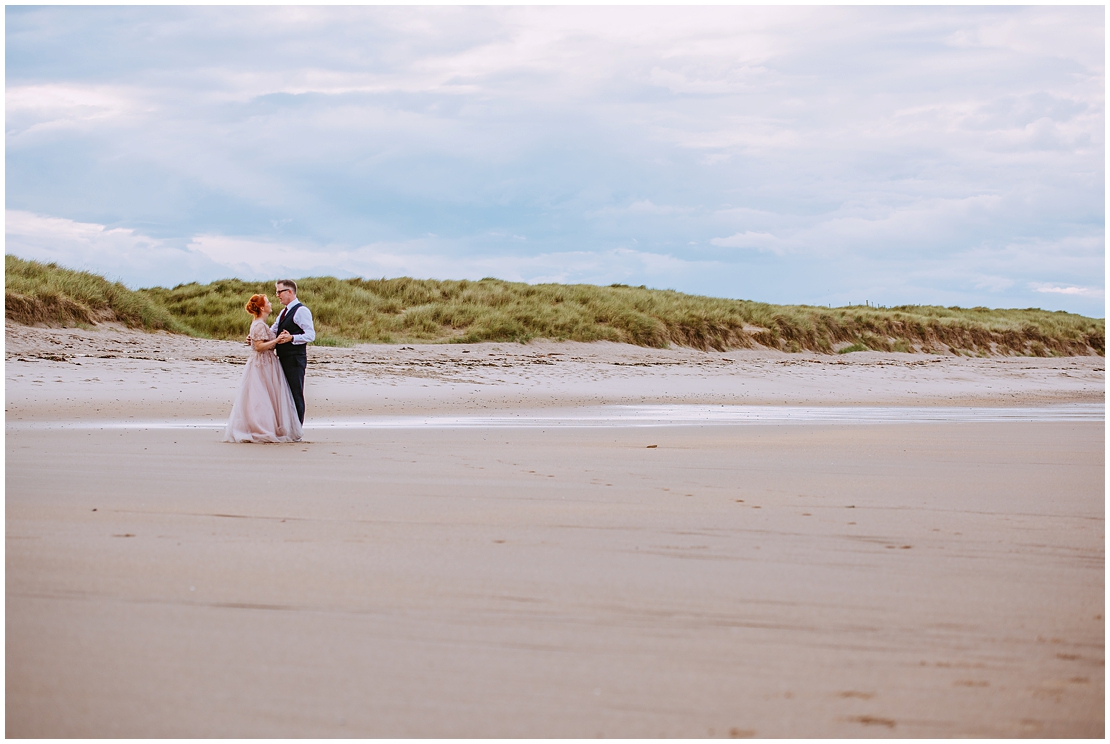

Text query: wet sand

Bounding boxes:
[5,326,1105,737]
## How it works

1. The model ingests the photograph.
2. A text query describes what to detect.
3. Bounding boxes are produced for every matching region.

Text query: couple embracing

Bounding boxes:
[223,279,315,443]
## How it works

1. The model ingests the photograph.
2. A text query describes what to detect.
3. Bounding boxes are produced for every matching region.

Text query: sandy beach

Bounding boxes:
[6,325,1105,737]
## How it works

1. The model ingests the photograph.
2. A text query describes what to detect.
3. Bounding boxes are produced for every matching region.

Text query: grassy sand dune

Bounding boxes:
[5,256,190,334]
[6,257,1104,356]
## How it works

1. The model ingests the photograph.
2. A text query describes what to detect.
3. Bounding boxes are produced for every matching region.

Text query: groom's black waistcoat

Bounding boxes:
[275,303,308,359]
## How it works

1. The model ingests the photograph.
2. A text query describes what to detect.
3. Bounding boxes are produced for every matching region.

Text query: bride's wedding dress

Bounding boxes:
[223,319,303,443]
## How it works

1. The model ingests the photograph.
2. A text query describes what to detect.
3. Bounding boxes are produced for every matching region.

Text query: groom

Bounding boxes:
[272,279,315,424]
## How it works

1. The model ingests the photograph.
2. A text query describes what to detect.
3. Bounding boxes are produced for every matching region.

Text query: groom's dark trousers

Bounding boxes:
[278,354,307,424]
[275,303,309,424]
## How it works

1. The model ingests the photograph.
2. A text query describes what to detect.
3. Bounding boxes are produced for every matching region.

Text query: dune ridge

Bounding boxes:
[6,255,1104,356]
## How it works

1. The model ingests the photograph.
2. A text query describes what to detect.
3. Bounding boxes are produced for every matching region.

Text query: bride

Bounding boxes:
[223,294,304,443]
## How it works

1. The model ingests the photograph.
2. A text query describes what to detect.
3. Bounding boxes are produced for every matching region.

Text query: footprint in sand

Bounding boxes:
[846,715,895,729]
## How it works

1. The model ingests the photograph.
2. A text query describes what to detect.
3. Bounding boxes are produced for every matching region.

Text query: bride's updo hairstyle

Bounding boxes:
[245,294,268,318]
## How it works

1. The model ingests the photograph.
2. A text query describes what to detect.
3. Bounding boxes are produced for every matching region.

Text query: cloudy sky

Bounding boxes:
[6,6,1105,315]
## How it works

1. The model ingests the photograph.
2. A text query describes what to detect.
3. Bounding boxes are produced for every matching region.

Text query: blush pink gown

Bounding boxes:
[223,319,303,443]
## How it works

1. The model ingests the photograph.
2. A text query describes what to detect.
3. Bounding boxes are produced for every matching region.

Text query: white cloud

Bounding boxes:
[588,199,694,218]
[7,83,130,116]
[6,209,712,290]
[186,234,336,279]
[5,83,149,139]
[5,210,226,287]
[801,194,1006,248]
[954,236,1105,279]
[710,231,788,254]
[945,7,1104,61]
[188,237,708,288]
[1030,284,1103,298]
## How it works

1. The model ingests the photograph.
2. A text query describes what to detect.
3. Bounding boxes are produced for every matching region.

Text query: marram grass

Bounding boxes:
[5,256,191,334]
[5,257,1104,356]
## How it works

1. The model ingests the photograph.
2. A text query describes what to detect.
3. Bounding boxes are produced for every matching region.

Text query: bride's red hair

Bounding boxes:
[245,294,268,318]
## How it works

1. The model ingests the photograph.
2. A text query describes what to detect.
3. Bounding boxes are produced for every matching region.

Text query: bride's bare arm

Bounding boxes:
[252,337,279,352]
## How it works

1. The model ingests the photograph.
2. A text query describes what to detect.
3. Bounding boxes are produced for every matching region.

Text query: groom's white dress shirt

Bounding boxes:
[271,301,316,345]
